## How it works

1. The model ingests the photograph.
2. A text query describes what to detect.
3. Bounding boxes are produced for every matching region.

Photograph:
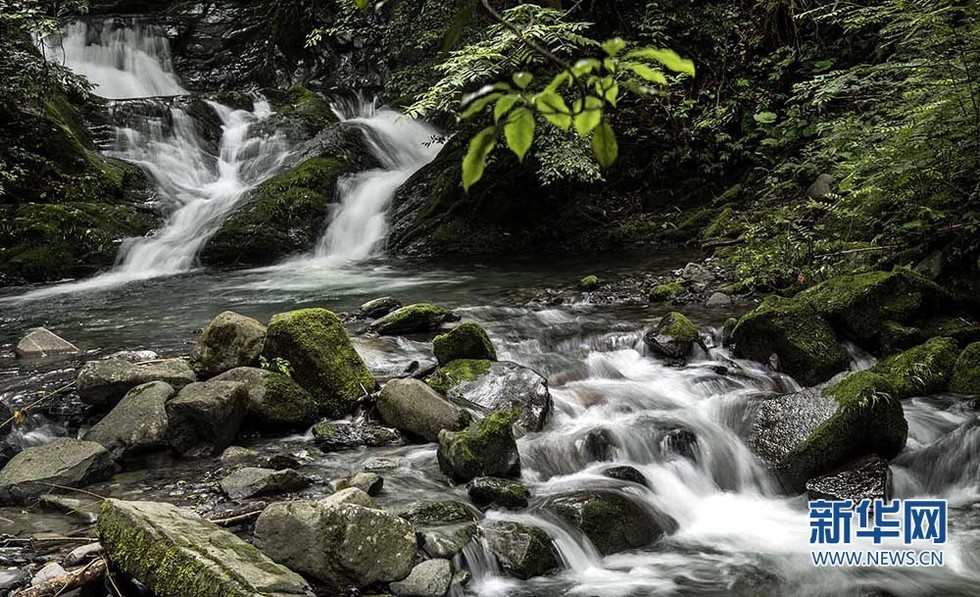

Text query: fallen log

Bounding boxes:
[12,558,107,597]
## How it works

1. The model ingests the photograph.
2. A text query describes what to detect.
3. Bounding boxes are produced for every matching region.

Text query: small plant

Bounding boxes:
[259,356,294,377]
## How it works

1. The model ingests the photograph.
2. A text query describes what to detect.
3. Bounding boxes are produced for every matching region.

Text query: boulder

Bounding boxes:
[649,282,684,303]
[643,311,700,360]
[220,467,309,499]
[378,378,470,442]
[467,477,529,509]
[872,336,959,399]
[212,367,318,430]
[166,380,249,457]
[31,562,67,586]
[481,520,559,580]
[750,371,907,492]
[83,381,173,462]
[437,410,521,484]
[98,499,313,597]
[422,524,477,559]
[805,455,891,503]
[706,292,732,308]
[721,317,738,348]
[107,349,159,362]
[399,500,476,526]
[253,490,416,589]
[262,308,377,418]
[546,490,675,555]
[77,358,197,408]
[337,472,383,496]
[732,295,847,386]
[682,262,716,285]
[579,275,600,290]
[312,421,402,452]
[14,327,78,358]
[190,311,266,377]
[220,446,259,466]
[602,465,648,487]
[951,342,980,394]
[360,296,403,319]
[390,559,452,597]
[432,322,497,365]
[428,360,552,433]
[0,439,116,505]
[372,303,455,336]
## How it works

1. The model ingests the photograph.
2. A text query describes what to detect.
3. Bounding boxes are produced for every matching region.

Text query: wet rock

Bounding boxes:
[467,476,529,509]
[15,327,78,358]
[378,378,470,442]
[437,410,521,484]
[583,428,619,461]
[706,292,732,308]
[390,559,452,597]
[750,371,907,492]
[360,296,403,319]
[253,490,416,589]
[721,317,738,348]
[221,446,259,466]
[546,490,675,555]
[0,438,116,505]
[872,336,958,398]
[603,465,648,487]
[166,380,249,458]
[643,311,700,360]
[262,308,377,418]
[212,367,318,430]
[98,499,314,597]
[107,349,159,362]
[662,427,699,461]
[806,455,891,503]
[337,471,383,496]
[312,421,402,452]
[432,322,497,365]
[39,493,101,523]
[32,562,67,586]
[422,524,477,559]
[428,360,553,433]
[372,303,456,336]
[649,282,684,303]
[682,262,716,285]
[0,567,29,592]
[399,500,476,525]
[83,381,173,462]
[77,358,197,408]
[220,467,309,499]
[732,295,847,386]
[190,310,266,378]
[66,542,103,566]
[951,342,980,394]
[481,520,559,580]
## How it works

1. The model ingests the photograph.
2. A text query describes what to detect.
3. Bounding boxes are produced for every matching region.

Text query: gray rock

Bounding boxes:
[65,542,103,566]
[706,291,732,308]
[806,173,835,200]
[31,562,67,586]
[390,559,452,597]
[602,465,648,487]
[106,349,159,363]
[220,467,309,499]
[378,378,470,442]
[312,421,402,452]
[212,367,318,430]
[583,428,619,461]
[481,520,559,579]
[422,524,477,559]
[254,490,416,589]
[682,262,716,285]
[546,490,676,556]
[643,311,700,360]
[0,567,28,592]
[220,446,260,466]
[399,500,476,525]
[337,472,383,496]
[806,455,891,503]
[360,296,403,319]
[15,327,78,358]
[0,439,116,505]
[662,427,699,461]
[190,311,266,378]
[83,381,173,461]
[467,477,529,509]
[77,358,196,408]
[98,499,313,597]
[437,411,521,484]
[166,380,249,458]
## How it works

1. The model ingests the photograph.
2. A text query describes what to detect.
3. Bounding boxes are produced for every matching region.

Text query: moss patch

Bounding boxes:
[872,336,959,399]
[372,303,452,336]
[649,282,683,302]
[950,342,980,395]
[427,359,491,395]
[432,323,497,365]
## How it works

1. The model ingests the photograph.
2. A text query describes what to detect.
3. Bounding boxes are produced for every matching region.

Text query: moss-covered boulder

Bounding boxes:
[261,308,377,417]
[0,439,117,505]
[432,322,497,365]
[166,380,249,458]
[545,490,675,556]
[872,337,959,399]
[312,421,403,452]
[359,296,402,319]
[467,477,530,510]
[732,295,847,386]
[212,367,318,430]
[481,520,559,580]
[190,311,266,378]
[377,378,470,442]
[579,275,600,290]
[643,311,700,360]
[98,499,314,597]
[950,342,980,394]
[83,381,173,463]
[437,410,521,484]
[649,282,683,303]
[427,359,492,395]
[77,358,197,408]
[397,500,476,526]
[805,455,891,503]
[371,303,455,336]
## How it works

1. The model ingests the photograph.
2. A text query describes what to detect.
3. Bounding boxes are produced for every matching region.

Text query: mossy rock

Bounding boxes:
[649,282,683,303]
[732,295,847,386]
[262,309,377,417]
[545,490,675,556]
[914,316,980,347]
[950,343,980,395]
[212,367,319,430]
[579,275,600,290]
[427,359,491,395]
[643,311,700,360]
[872,337,959,399]
[436,409,521,484]
[263,85,337,139]
[701,206,744,241]
[371,303,454,336]
[190,311,267,378]
[467,477,530,510]
[432,323,497,365]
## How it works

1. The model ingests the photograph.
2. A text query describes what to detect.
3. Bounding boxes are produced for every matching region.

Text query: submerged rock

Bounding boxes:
[360,296,403,319]
[190,311,266,378]
[15,327,78,358]
[262,308,377,417]
[253,489,416,589]
[602,465,649,487]
[398,500,476,526]
[220,467,309,499]
[83,381,173,462]
[467,476,529,509]
[437,410,521,484]
[98,499,313,597]
[213,367,318,430]
[337,471,384,496]
[378,378,470,442]
[77,358,197,408]
[481,520,559,580]
[546,490,675,555]
[951,342,980,394]
[390,558,453,597]
[643,311,700,360]
[372,303,455,336]
[312,421,402,451]
[166,380,249,457]
[0,439,116,505]
[805,455,891,503]
[872,336,958,399]
[432,322,497,365]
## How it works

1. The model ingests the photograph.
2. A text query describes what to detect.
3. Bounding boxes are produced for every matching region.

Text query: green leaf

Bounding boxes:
[592,120,618,167]
[352,0,368,9]
[512,72,533,89]
[596,76,619,106]
[625,63,668,85]
[603,57,616,73]
[494,94,520,122]
[625,47,695,76]
[546,71,571,93]
[602,37,626,57]
[572,58,601,78]
[534,90,571,131]
[753,111,778,124]
[462,126,497,192]
[504,108,535,162]
[460,90,501,118]
[573,96,603,136]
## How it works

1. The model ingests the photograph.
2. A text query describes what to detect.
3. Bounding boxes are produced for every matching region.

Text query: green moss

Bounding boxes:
[372,303,452,335]
[661,311,698,342]
[701,206,744,241]
[579,275,600,290]
[427,359,491,395]
[432,323,497,365]
[262,85,336,136]
[914,317,980,347]
[872,337,959,398]
[950,342,980,395]
[436,409,521,484]
[258,372,319,428]
[649,282,683,302]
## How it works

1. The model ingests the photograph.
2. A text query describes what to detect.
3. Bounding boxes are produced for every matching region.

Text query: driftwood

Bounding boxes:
[13,558,107,597]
